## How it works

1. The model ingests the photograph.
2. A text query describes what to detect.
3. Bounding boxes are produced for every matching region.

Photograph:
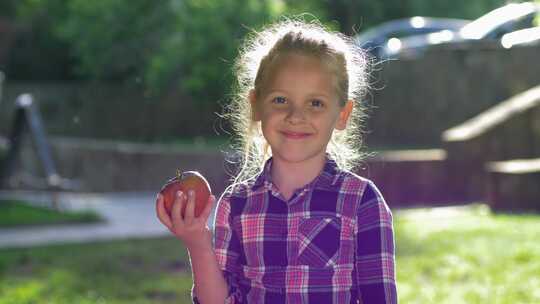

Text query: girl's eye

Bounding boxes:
[272,96,287,104]
[311,99,324,107]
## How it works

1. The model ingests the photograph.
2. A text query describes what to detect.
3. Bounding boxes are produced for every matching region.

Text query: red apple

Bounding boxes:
[159,170,211,218]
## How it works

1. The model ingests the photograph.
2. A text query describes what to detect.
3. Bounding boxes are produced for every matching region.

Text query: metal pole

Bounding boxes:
[0,94,64,208]
[17,94,61,188]
[0,71,4,106]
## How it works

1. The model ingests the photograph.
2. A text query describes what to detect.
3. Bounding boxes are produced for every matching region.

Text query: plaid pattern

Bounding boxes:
[194,155,397,303]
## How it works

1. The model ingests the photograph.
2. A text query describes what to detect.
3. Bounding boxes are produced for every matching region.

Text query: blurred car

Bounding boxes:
[500,26,540,48]
[384,2,540,58]
[354,16,471,59]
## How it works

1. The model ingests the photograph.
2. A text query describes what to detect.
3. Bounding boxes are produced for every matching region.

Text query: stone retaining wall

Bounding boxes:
[4,136,453,207]
[442,85,540,202]
[486,159,540,212]
[359,149,455,206]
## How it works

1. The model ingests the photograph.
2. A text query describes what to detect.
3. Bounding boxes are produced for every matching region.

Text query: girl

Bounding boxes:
[156,18,397,303]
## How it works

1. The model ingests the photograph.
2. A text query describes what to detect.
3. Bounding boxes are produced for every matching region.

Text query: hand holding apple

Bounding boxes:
[156,170,215,251]
[159,170,212,218]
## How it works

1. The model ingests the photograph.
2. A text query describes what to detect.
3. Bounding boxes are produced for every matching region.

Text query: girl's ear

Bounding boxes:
[335,100,353,130]
[249,89,261,121]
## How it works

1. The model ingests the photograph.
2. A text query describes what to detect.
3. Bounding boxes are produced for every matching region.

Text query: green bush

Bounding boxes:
[2,0,514,107]
[53,0,279,104]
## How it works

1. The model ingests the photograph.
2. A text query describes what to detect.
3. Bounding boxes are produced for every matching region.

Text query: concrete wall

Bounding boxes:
[366,42,540,146]
[49,138,234,196]
[358,149,456,206]
[4,135,454,208]
[0,83,224,141]
[486,159,540,212]
[442,84,540,207]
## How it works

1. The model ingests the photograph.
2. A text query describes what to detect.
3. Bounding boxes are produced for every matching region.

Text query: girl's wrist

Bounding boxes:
[184,234,213,254]
[186,241,214,259]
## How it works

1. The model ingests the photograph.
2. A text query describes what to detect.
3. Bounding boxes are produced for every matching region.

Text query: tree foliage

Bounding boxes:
[56,0,175,83]
[2,0,74,80]
[58,0,280,103]
[2,0,516,103]
[145,0,276,100]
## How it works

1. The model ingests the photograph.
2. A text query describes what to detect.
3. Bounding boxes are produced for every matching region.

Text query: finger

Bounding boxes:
[171,191,185,226]
[200,194,215,223]
[156,194,172,228]
[184,190,196,222]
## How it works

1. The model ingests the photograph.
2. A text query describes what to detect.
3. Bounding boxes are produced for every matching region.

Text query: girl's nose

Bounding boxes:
[285,105,306,124]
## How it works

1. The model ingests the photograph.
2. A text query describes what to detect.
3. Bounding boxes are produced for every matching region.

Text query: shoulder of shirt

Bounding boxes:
[335,169,385,200]
[216,175,258,203]
[335,168,374,188]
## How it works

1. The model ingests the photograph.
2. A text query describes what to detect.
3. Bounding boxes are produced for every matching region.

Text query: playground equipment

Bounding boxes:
[0,94,76,207]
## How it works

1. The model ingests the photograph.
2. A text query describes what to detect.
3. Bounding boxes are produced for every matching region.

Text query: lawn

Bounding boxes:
[394,204,540,303]
[0,200,101,228]
[0,204,539,303]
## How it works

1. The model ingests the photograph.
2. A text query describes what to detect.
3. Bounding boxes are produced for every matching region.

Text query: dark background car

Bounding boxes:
[385,2,540,59]
[354,16,471,59]
[500,26,540,48]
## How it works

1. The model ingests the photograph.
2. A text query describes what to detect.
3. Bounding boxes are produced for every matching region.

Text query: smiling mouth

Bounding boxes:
[281,131,312,139]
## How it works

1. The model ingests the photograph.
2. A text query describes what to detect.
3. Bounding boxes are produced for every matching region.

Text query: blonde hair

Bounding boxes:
[223,17,370,186]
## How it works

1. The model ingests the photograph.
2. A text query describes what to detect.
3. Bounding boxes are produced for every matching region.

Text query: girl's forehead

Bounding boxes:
[263,53,338,89]
[271,52,327,70]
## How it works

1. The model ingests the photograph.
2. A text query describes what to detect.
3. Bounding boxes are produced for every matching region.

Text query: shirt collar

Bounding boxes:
[252,153,340,191]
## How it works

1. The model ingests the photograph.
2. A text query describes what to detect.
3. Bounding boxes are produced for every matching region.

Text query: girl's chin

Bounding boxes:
[271,150,326,164]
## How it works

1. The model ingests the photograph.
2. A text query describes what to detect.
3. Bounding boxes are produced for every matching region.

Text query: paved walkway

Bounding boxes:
[0,190,172,249]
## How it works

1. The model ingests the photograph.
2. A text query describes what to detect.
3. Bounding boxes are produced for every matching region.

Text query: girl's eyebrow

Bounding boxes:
[309,93,331,99]
[266,89,287,95]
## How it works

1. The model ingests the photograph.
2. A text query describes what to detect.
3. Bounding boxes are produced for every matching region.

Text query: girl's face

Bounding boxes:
[250,53,353,165]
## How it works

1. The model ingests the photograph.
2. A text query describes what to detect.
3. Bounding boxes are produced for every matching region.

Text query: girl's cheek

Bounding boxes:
[268,106,290,115]
[306,107,326,117]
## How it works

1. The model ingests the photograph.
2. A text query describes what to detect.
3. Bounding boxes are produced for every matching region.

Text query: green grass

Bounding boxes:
[0,200,101,228]
[0,238,192,304]
[394,204,540,303]
[0,204,539,303]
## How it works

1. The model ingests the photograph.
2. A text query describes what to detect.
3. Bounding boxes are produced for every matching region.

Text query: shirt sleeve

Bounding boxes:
[192,192,244,303]
[355,181,398,304]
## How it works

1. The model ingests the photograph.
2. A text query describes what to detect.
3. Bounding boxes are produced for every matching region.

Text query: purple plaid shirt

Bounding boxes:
[194,155,397,303]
